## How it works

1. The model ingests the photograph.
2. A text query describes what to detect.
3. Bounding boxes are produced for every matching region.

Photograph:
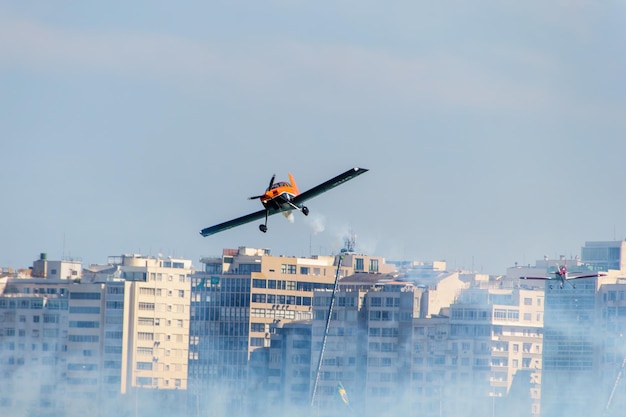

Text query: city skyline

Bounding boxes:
[3,243,626,417]
[3,2,626,276]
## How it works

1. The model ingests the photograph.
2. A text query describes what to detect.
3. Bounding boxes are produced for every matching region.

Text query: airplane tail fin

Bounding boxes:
[288,173,300,195]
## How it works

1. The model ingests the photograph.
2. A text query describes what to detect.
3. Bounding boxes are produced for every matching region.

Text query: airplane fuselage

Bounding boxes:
[261,191,297,211]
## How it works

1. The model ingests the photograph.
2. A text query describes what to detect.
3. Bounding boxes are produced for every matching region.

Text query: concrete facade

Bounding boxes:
[188,247,393,416]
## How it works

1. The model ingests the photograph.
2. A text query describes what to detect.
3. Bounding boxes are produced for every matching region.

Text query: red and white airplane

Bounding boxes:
[200,167,368,237]
[520,265,606,288]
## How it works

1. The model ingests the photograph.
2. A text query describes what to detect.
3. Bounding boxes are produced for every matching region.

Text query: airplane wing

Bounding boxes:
[200,208,280,237]
[565,272,607,280]
[293,167,369,205]
[519,276,553,280]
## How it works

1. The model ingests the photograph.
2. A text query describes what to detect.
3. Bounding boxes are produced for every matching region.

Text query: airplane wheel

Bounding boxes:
[302,206,309,216]
[259,224,267,233]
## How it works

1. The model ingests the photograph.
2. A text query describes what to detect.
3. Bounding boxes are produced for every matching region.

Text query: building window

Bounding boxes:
[139,287,155,296]
[70,292,101,300]
[106,301,124,309]
[494,309,506,320]
[251,323,265,332]
[251,294,266,303]
[137,347,153,355]
[252,279,267,289]
[139,303,155,311]
[68,335,99,343]
[69,321,99,328]
[138,317,154,326]
[137,362,153,370]
[70,307,101,314]
[282,264,296,274]
[355,258,364,271]
[136,377,152,386]
[250,338,264,346]
[107,286,124,294]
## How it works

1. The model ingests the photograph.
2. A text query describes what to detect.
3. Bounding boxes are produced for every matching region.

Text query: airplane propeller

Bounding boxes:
[248,174,276,200]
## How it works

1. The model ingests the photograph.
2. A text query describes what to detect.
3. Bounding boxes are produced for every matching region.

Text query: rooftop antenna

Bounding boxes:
[342,229,357,253]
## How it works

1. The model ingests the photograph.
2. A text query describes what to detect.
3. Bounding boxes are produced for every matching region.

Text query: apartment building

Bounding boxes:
[86,254,193,393]
[271,280,424,417]
[0,268,106,417]
[266,320,313,414]
[265,270,474,417]
[0,253,193,417]
[581,240,626,272]
[540,271,626,417]
[409,287,543,417]
[188,247,393,416]
[309,287,367,414]
[500,241,626,417]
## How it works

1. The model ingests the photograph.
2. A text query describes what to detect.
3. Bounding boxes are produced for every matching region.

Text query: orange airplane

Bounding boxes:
[200,167,368,236]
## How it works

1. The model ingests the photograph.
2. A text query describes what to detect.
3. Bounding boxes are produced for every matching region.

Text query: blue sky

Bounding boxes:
[1,1,625,274]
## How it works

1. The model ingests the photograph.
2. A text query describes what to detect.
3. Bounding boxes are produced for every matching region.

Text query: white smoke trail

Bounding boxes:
[307,213,326,234]
[284,211,295,223]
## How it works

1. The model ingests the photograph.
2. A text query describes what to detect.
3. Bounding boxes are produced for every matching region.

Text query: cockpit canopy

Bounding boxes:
[270,182,290,189]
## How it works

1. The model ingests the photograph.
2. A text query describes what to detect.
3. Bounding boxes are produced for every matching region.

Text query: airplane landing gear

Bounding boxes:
[302,206,309,216]
[259,209,269,233]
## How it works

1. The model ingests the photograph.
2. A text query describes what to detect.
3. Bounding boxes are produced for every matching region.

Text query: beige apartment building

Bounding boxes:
[260,261,475,417]
[189,247,394,415]
[86,254,193,394]
[0,253,193,417]
[268,281,543,417]
[411,287,544,417]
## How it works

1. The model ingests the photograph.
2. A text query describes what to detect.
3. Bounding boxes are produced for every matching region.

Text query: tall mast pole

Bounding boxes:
[310,255,344,408]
